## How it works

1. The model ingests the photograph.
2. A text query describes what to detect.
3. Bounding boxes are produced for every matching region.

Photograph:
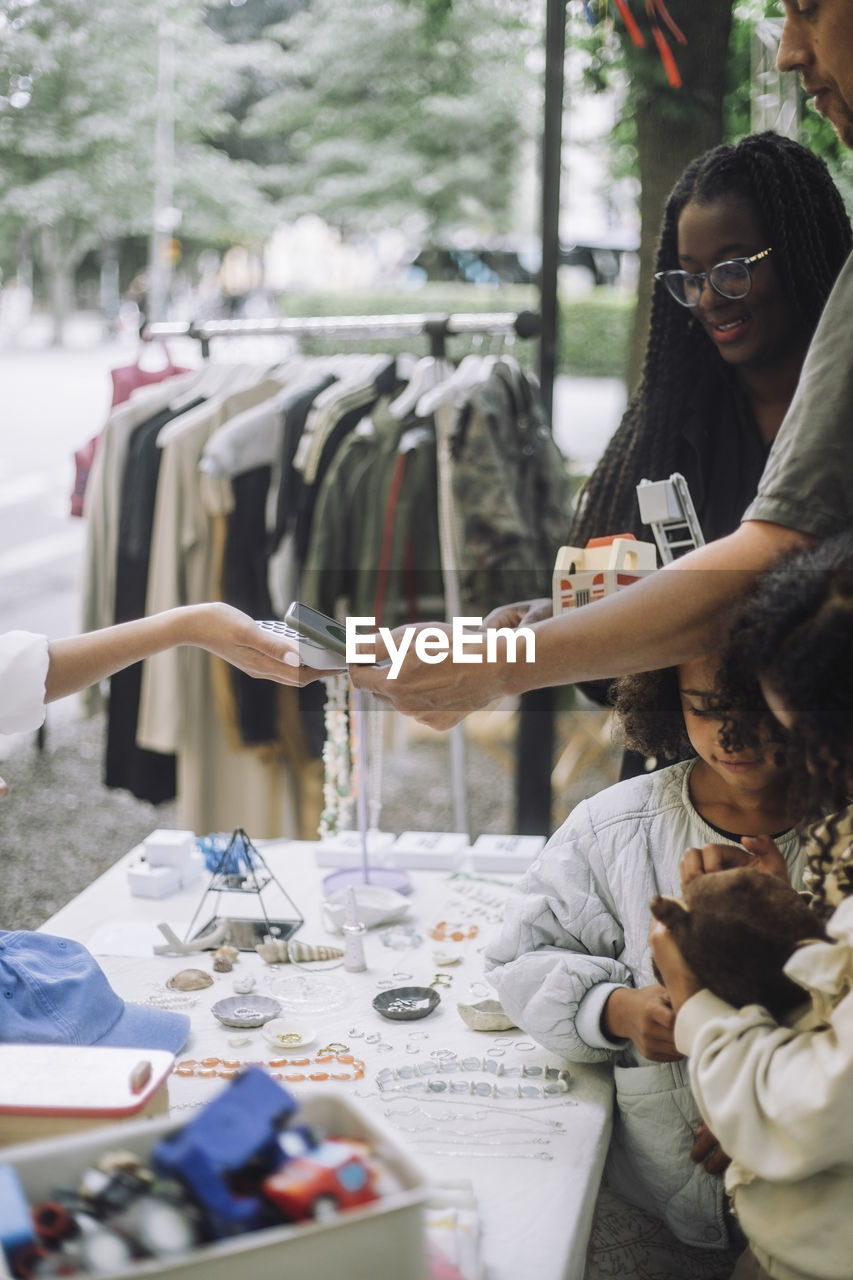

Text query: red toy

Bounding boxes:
[262,1138,379,1223]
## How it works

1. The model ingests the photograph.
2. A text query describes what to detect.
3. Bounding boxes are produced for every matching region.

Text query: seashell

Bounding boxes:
[255,938,345,965]
[214,945,239,964]
[212,956,233,973]
[433,950,462,967]
[456,999,518,1032]
[166,967,213,992]
[233,974,256,995]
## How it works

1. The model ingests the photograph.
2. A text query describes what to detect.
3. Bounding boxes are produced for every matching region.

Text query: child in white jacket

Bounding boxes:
[485,653,806,1271]
[651,532,853,1280]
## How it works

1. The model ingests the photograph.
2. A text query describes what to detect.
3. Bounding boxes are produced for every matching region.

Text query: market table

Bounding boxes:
[40,836,614,1280]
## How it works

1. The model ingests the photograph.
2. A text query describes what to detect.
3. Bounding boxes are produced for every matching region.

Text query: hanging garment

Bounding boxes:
[136,373,306,837]
[448,359,572,613]
[70,346,191,517]
[105,396,205,804]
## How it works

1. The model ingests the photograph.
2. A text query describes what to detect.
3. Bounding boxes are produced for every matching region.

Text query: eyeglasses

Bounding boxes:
[655,248,773,308]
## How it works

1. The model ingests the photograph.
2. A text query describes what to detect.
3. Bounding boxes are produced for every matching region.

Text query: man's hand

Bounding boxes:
[691,1123,730,1177]
[601,984,682,1062]
[349,622,506,729]
[648,920,703,1014]
[680,837,791,890]
[483,598,553,629]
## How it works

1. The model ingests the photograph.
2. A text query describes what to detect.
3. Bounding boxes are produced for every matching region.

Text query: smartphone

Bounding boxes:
[285,602,349,658]
[283,602,391,669]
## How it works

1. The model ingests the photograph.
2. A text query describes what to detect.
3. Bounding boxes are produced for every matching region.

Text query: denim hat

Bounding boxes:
[0,931,189,1053]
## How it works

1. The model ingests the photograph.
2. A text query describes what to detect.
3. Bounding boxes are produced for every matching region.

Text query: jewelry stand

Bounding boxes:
[322,688,412,898]
[184,828,304,951]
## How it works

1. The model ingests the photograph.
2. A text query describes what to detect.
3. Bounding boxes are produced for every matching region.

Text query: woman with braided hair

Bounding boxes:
[571,130,851,551]
[565,130,853,778]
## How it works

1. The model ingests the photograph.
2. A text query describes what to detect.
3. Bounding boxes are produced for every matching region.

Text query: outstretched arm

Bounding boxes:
[351,520,815,728]
[44,603,315,703]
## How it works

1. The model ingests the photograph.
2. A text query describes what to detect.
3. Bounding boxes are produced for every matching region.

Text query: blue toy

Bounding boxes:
[153,1068,298,1238]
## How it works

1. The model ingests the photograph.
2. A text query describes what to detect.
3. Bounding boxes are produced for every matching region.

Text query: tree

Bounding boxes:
[242,0,536,238]
[0,0,275,343]
[578,1,736,388]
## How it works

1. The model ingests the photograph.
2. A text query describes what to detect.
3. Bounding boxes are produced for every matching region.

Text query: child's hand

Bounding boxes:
[691,1123,730,1177]
[601,983,682,1062]
[648,920,703,1013]
[740,834,791,883]
[680,838,791,889]
[680,841,752,888]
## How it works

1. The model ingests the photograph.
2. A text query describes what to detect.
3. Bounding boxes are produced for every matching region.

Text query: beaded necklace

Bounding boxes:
[174,1051,364,1083]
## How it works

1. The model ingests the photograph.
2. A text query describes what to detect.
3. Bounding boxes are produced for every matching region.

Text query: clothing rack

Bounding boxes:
[142,308,547,839]
[143,309,541,360]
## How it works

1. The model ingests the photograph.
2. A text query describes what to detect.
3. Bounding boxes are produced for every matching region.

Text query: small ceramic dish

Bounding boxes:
[372,986,440,1022]
[211,994,281,1029]
[261,1019,317,1051]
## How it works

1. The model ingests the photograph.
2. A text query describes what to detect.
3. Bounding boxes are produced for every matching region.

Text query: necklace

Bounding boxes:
[382,1101,567,1129]
[174,1051,364,1083]
[410,1147,553,1161]
[320,674,353,838]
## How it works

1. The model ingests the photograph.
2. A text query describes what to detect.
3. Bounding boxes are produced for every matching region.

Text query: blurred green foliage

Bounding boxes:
[275,284,633,380]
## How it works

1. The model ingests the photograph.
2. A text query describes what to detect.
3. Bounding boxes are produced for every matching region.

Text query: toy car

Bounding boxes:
[261,1138,379,1223]
[153,1068,298,1238]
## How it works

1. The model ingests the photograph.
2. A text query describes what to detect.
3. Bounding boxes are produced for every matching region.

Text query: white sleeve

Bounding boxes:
[0,632,49,734]
[484,807,634,1063]
[676,987,853,1180]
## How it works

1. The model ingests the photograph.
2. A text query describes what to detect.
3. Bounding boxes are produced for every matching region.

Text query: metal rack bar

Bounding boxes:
[143,310,541,359]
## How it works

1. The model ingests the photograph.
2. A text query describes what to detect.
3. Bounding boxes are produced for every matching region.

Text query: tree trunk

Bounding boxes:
[622,0,735,392]
[39,225,81,348]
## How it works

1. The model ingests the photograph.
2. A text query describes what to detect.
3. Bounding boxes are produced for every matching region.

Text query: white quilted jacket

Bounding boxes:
[485,759,806,1249]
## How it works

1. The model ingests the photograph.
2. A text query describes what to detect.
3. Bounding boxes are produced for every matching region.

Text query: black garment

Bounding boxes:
[224,466,278,747]
[105,397,205,803]
[271,374,338,555]
[677,379,770,544]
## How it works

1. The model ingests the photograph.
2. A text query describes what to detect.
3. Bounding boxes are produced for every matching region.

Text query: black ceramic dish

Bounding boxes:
[372,986,440,1021]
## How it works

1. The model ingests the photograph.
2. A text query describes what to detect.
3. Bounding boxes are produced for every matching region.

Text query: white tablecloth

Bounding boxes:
[42,837,614,1280]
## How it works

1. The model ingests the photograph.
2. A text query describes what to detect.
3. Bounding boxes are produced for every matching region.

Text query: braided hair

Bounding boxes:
[571,132,852,545]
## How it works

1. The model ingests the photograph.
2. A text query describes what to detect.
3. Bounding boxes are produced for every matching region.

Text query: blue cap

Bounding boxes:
[0,931,189,1053]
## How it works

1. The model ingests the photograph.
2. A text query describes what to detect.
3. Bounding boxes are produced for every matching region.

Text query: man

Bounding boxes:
[349,0,853,729]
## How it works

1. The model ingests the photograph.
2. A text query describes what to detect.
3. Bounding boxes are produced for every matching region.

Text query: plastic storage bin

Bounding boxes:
[1,1090,430,1280]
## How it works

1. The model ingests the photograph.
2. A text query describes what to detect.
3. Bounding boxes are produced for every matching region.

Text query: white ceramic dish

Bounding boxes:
[261,1019,317,1051]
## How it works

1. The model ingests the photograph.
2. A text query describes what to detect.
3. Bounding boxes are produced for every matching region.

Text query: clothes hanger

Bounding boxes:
[388,355,454,420]
[415,353,494,419]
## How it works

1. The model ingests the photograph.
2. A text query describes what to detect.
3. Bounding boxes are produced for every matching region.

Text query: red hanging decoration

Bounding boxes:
[611,0,645,48]
[646,0,686,88]
[594,0,688,88]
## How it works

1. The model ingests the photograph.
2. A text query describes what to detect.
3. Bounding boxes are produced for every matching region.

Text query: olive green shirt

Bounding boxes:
[744,251,853,538]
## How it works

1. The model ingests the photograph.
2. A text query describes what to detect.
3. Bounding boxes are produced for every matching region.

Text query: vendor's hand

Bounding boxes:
[648,920,703,1014]
[601,984,682,1062]
[194,603,329,687]
[349,621,506,729]
[691,1123,730,1177]
[680,838,790,890]
[483,598,553,630]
